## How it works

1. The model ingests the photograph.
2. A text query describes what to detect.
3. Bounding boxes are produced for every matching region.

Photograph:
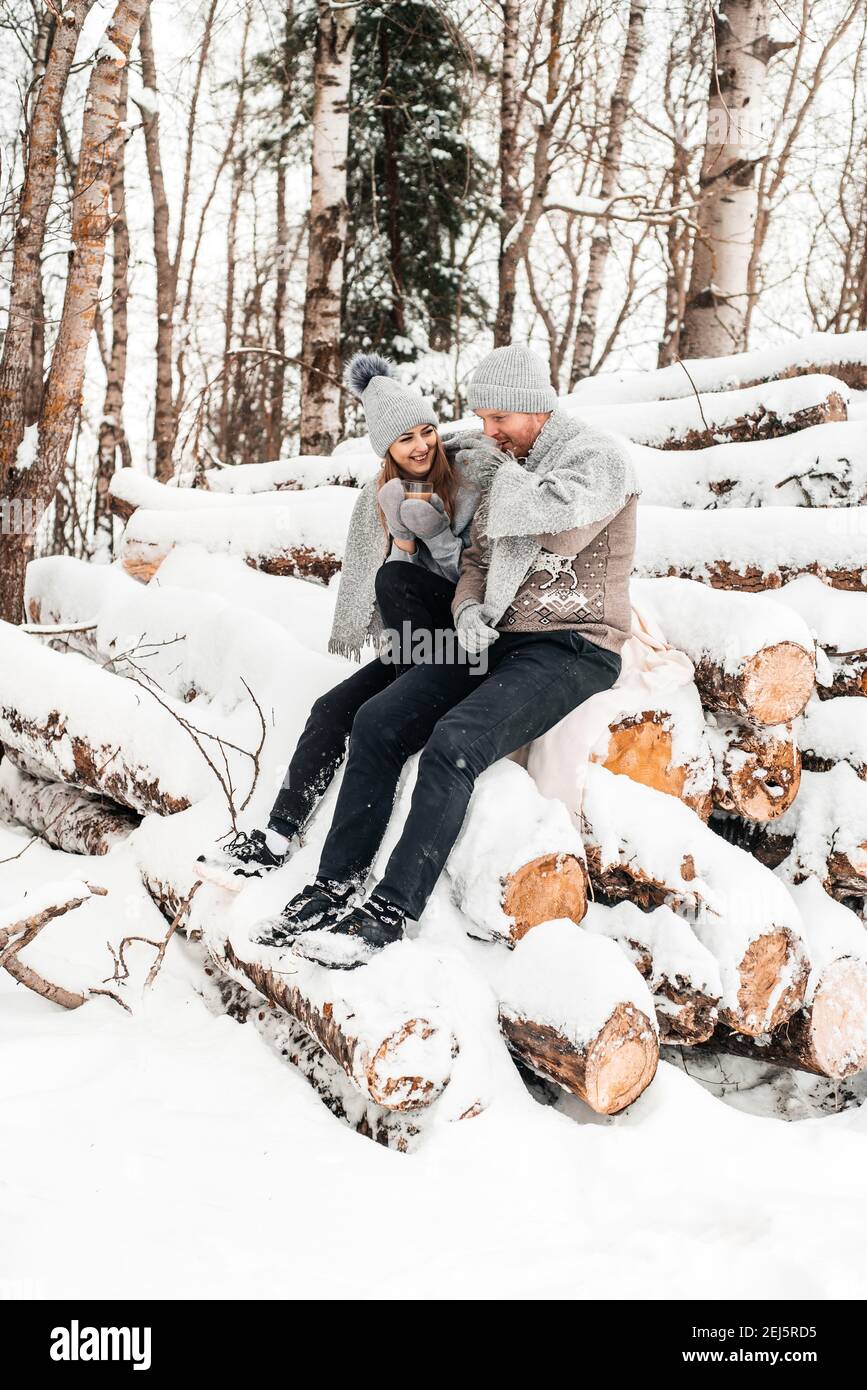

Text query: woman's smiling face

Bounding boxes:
[388,423,438,475]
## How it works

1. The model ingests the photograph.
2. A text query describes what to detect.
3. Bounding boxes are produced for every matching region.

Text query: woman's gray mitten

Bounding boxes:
[455,602,499,655]
[399,493,449,540]
[377,477,415,541]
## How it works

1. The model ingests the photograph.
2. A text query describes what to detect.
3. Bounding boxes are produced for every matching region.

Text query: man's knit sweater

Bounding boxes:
[453,493,637,657]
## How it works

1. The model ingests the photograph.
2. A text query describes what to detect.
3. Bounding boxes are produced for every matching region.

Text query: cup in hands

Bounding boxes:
[403,479,433,502]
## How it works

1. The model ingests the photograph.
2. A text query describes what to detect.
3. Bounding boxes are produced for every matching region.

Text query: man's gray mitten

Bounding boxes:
[377,477,415,542]
[455,602,499,655]
[399,494,449,540]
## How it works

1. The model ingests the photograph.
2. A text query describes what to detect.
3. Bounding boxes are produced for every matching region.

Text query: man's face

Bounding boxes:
[475,409,551,458]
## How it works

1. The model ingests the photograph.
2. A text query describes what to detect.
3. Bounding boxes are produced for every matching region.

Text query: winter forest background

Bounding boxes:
[1,0,866,614]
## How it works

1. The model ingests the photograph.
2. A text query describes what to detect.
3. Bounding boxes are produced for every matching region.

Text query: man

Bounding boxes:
[259,345,640,968]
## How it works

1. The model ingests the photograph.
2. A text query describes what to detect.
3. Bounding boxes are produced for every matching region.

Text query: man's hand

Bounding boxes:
[377,477,416,542]
[455,602,499,655]
[400,494,450,539]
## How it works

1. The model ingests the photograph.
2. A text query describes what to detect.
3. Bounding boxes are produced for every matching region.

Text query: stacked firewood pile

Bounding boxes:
[3,328,867,1141]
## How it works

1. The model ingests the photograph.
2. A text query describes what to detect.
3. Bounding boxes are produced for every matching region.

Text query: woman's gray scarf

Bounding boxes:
[455,408,641,628]
[327,440,489,660]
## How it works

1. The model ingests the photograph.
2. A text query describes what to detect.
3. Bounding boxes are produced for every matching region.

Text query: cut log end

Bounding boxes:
[364,1016,454,1110]
[742,643,815,724]
[501,1002,658,1115]
[597,717,710,819]
[585,1003,659,1113]
[502,852,587,942]
[722,928,808,1037]
[809,956,867,1078]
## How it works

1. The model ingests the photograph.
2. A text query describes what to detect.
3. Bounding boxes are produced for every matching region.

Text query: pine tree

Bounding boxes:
[343,0,490,362]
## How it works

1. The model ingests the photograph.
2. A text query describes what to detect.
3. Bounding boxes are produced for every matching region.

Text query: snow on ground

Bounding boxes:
[3,818,867,1301]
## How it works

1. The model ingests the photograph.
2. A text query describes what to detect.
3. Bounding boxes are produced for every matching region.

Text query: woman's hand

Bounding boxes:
[377,477,416,542]
[400,493,450,540]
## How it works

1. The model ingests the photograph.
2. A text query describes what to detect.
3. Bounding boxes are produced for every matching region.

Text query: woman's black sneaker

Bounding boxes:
[251,878,356,949]
[291,894,405,970]
[196,829,288,890]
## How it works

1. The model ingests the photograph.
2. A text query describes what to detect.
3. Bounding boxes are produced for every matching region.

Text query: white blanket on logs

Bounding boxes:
[511,599,696,828]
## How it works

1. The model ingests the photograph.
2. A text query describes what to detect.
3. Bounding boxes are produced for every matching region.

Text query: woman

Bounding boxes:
[196,354,483,890]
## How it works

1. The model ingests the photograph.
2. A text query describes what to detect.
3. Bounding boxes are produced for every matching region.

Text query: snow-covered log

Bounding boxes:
[799,697,867,779]
[578,374,847,450]
[705,715,801,821]
[635,505,867,593]
[568,330,867,405]
[631,421,867,509]
[108,469,323,521]
[119,490,358,582]
[580,765,809,1036]
[713,763,867,898]
[202,454,379,494]
[215,933,456,1113]
[202,971,424,1151]
[0,623,214,814]
[632,576,815,723]
[762,575,867,700]
[0,760,139,855]
[497,920,659,1114]
[706,879,867,1079]
[24,556,139,660]
[583,900,722,1045]
[447,762,588,943]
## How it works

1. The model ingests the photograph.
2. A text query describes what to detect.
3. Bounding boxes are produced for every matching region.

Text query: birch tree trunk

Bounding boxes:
[680,0,785,358]
[0,0,150,624]
[0,0,95,498]
[94,63,131,558]
[267,7,295,463]
[494,0,565,350]
[569,0,647,385]
[138,9,175,481]
[494,0,521,347]
[298,0,358,455]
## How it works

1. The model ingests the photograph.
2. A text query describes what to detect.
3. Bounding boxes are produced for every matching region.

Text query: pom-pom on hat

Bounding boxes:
[344,352,439,458]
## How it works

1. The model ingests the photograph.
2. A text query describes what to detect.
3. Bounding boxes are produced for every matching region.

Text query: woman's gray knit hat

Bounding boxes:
[467,344,557,413]
[344,353,439,457]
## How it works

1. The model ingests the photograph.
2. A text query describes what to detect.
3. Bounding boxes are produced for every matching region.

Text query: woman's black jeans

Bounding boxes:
[267,561,456,839]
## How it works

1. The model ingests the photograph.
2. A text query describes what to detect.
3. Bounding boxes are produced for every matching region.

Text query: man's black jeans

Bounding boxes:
[268,561,456,838]
[315,627,622,919]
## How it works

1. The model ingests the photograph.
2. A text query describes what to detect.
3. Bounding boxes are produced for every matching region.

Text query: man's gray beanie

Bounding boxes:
[344,353,439,457]
[467,344,557,414]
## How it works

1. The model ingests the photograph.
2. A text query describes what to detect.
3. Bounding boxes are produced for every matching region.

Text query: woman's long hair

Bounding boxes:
[375,432,458,549]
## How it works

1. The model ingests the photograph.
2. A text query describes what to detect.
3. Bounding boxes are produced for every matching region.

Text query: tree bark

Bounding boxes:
[299,0,357,454]
[94,62,131,557]
[493,0,521,346]
[138,9,176,480]
[0,1,95,497]
[494,0,565,348]
[0,0,149,626]
[570,0,647,384]
[680,0,792,357]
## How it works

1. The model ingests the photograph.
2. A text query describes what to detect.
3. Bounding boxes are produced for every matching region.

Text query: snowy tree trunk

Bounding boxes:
[0,1,95,498]
[298,0,357,455]
[681,0,781,358]
[94,62,131,558]
[494,0,521,346]
[570,0,647,385]
[0,0,149,626]
[139,9,176,481]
